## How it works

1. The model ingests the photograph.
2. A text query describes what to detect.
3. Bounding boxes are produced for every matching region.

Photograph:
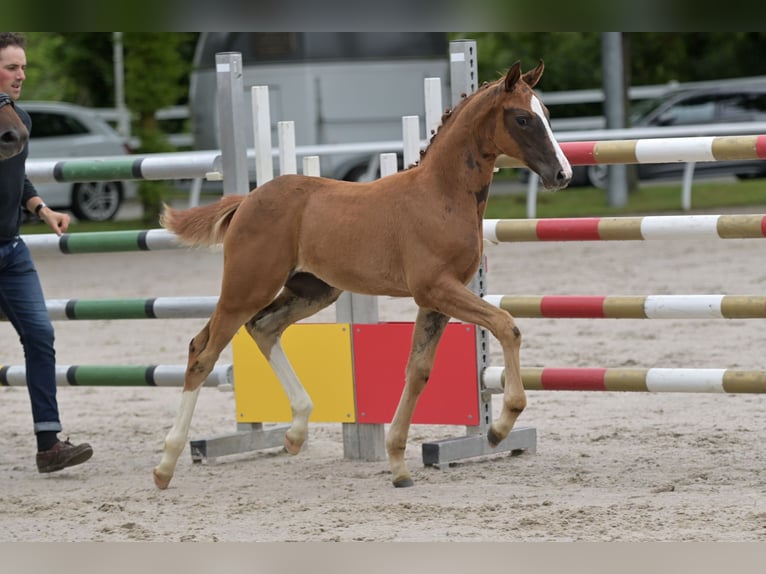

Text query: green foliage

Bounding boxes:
[25,33,114,106]
[123,32,195,115]
[22,33,72,101]
[452,32,603,89]
[450,32,766,90]
[449,32,766,120]
[122,33,196,223]
[22,32,197,109]
[132,129,176,226]
[629,32,766,85]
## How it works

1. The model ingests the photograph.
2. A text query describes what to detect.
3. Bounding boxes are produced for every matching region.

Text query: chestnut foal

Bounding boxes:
[154,61,571,489]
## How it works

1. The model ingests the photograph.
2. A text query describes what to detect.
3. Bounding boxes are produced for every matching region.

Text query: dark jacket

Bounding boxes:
[0,105,38,241]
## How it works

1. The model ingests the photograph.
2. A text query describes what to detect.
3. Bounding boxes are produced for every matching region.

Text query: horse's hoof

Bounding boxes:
[283,436,302,455]
[487,427,503,447]
[393,477,415,488]
[153,468,171,490]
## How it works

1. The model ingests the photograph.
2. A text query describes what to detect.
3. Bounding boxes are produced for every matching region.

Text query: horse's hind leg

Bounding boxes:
[386,307,450,487]
[244,272,342,455]
[153,303,261,489]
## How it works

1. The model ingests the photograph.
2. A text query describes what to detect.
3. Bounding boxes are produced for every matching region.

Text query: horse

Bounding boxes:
[153,60,572,489]
[0,92,28,160]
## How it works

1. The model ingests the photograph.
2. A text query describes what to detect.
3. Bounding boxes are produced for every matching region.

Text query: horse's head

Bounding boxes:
[0,92,28,161]
[494,61,571,190]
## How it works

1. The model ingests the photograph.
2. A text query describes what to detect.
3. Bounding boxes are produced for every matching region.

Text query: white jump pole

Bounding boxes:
[302,156,321,177]
[380,153,397,177]
[402,115,421,169]
[424,77,443,140]
[278,120,297,175]
[252,85,274,186]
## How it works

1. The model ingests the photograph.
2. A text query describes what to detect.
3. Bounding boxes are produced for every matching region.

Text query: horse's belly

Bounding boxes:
[296,253,410,298]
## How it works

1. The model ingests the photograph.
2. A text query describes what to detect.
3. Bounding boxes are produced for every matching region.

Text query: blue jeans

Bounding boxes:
[0,237,61,433]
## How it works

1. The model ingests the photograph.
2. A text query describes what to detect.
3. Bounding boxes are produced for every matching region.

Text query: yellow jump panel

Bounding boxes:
[232,323,355,423]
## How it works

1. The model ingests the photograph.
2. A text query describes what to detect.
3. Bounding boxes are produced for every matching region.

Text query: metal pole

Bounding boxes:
[449,40,477,107]
[215,52,250,195]
[602,33,628,207]
[112,32,130,140]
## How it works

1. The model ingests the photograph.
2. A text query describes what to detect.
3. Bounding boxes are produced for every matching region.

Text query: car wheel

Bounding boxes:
[70,181,123,221]
[735,172,763,181]
[587,164,608,189]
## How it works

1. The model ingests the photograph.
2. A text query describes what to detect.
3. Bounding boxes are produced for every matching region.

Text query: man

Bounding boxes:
[0,32,93,473]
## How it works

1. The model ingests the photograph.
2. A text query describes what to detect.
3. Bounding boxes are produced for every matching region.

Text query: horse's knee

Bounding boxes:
[496,315,522,349]
[188,324,211,356]
[506,317,522,343]
[505,393,527,415]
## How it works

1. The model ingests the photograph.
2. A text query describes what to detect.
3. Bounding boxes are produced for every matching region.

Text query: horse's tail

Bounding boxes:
[160,195,245,247]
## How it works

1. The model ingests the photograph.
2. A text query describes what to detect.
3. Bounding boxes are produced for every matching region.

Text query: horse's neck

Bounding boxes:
[420,101,498,197]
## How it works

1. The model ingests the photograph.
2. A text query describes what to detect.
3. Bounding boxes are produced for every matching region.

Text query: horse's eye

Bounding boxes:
[516,117,528,127]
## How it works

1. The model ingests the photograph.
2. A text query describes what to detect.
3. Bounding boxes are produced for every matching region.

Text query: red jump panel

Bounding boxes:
[352,322,480,426]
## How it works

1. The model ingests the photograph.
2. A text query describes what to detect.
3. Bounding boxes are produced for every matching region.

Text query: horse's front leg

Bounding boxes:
[415,278,526,449]
[386,308,450,487]
[486,318,525,447]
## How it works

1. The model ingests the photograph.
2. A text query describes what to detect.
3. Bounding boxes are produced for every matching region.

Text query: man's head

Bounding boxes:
[0,33,27,101]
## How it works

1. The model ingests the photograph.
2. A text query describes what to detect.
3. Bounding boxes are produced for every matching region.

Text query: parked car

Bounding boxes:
[22,101,137,221]
[581,85,766,188]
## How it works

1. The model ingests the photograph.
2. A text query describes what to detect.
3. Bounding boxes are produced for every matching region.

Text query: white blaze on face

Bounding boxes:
[530,94,573,179]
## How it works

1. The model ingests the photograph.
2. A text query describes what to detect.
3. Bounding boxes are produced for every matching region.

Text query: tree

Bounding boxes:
[123,32,196,224]
[23,33,197,224]
[24,33,114,105]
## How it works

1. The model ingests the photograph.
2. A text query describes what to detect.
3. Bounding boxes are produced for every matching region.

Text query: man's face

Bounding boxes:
[0,45,27,101]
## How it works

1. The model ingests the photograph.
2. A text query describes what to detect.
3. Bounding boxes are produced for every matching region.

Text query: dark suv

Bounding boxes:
[583,85,766,188]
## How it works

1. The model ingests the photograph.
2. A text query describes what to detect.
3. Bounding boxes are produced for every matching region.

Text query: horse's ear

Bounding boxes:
[504,61,522,92]
[522,59,545,89]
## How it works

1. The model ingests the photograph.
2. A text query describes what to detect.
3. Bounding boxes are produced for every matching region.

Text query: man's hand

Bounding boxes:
[39,207,70,236]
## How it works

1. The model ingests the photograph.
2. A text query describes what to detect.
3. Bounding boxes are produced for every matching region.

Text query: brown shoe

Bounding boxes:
[36,439,93,473]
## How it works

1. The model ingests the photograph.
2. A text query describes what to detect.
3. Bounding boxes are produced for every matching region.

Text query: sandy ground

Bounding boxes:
[2,202,766,542]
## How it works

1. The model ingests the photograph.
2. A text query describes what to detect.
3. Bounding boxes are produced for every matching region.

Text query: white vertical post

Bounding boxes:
[526,173,540,219]
[278,121,297,175]
[252,85,274,186]
[112,32,130,140]
[424,77,443,141]
[402,115,421,169]
[302,156,320,177]
[188,178,202,208]
[380,152,398,177]
[681,162,696,211]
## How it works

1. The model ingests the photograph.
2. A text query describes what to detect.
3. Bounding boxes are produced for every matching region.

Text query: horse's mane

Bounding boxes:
[413,77,500,168]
